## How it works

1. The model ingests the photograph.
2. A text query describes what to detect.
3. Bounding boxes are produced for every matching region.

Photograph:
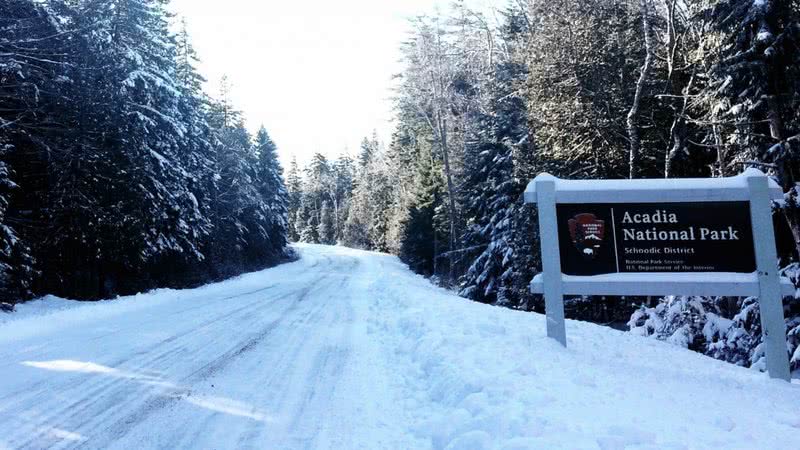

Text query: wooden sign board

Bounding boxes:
[524,169,792,381]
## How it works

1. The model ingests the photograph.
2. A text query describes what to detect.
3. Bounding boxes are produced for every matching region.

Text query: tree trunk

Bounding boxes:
[665,74,694,178]
[439,115,457,283]
[767,92,800,259]
[627,0,653,179]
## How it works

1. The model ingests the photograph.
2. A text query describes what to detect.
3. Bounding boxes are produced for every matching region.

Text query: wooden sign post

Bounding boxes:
[524,169,792,381]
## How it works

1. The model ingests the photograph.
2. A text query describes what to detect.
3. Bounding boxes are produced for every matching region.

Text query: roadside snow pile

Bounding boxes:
[365,255,800,450]
[0,266,293,345]
[0,295,77,323]
[0,290,200,344]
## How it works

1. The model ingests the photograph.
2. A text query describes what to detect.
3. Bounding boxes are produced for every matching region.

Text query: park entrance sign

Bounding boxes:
[557,202,757,275]
[524,169,792,381]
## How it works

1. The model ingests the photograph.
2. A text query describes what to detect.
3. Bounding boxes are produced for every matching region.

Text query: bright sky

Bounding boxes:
[170,0,491,168]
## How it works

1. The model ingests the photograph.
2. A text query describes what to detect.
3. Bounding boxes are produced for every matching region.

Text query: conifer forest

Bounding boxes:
[3,0,800,375]
[1,0,290,301]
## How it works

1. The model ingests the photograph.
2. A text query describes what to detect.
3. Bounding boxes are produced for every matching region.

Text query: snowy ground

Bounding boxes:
[0,244,798,449]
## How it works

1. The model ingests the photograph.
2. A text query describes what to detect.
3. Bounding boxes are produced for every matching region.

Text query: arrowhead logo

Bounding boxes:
[568,213,605,260]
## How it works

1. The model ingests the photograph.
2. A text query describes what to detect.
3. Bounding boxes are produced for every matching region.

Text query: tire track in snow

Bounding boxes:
[0,282,283,369]
[65,275,334,449]
[184,263,350,447]
[1,277,325,450]
[139,254,354,449]
[0,247,421,450]
[261,257,358,449]
[0,284,285,408]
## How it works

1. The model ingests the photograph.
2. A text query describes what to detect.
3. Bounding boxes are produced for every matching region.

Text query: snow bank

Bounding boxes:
[0,295,82,324]
[363,253,800,449]
[0,251,312,346]
[524,168,782,204]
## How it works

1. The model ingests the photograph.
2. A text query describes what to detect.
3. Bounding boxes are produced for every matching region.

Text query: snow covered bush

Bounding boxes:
[628,296,727,352]
[630,265,800,375]
[705,298,764,369]
[780,263,800,373]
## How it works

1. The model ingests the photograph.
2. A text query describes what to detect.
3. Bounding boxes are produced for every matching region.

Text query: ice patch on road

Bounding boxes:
[22,359,118,375]
[184,394,273,423]
[38,426,86,443]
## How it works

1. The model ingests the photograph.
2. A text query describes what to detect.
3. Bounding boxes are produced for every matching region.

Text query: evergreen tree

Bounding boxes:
[319,201,336,245]
[458,3,530,306]
[0,0,290,301]
[296,152,356,244]
[343,207,370,248]
[33,0,209,296]
[459,141,517,304]
[400,149,447,276]
[331,155,356,241]
[632,0,800,375]
[298,196,320,244]
[0,0,60,301]
[171,16,217,285]
[0,142,35,304]
[344,146,393,251]
[701,0,800,247]
[358,132,380,172]
[286,156,303,241]
[254,125,289,254]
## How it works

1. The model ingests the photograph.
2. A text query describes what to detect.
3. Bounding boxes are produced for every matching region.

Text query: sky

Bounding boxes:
[169,0,491,168]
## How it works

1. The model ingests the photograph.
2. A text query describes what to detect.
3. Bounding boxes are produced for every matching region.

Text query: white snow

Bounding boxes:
[531,271,796,297]
[524,168,782,203]
[0,244,798,449]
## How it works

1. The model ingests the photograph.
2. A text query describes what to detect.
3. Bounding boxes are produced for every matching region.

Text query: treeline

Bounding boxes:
[285,135,397,253]
[290,0,800,372]
[0,0,290,301]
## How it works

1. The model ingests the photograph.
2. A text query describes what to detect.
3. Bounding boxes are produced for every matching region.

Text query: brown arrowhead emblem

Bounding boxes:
[568,213,605,260]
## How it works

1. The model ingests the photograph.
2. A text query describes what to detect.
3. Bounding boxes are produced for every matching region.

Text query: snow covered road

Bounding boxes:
[0,244,799,449]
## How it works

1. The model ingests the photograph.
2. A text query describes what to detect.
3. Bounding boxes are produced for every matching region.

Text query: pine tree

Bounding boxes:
[458,4,530,306]
[702,0,800,248]
[331,155,356,241]
[400,148,447,276]
[0,141,35,304]
[459,141,517,304]
[286,156,303,241]
[319,201,336,245]
[632,0,800,374]
[343,145,392,251]
[254,125,289,255]
[30,0,208,296]
[1,0,289,300]
[171,16,216,285]
[299,197,320,244]
[358,133,379,171]
[209,112,261,275]
[0,0,62,301]
[343,204,371,249]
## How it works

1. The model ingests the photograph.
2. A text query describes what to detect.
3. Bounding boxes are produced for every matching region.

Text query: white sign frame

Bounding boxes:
[524,169,792,381]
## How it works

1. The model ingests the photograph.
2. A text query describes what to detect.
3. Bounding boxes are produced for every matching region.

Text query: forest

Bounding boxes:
[287,0,800,372]
[3,0,800,373]
[1,0,290,300]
